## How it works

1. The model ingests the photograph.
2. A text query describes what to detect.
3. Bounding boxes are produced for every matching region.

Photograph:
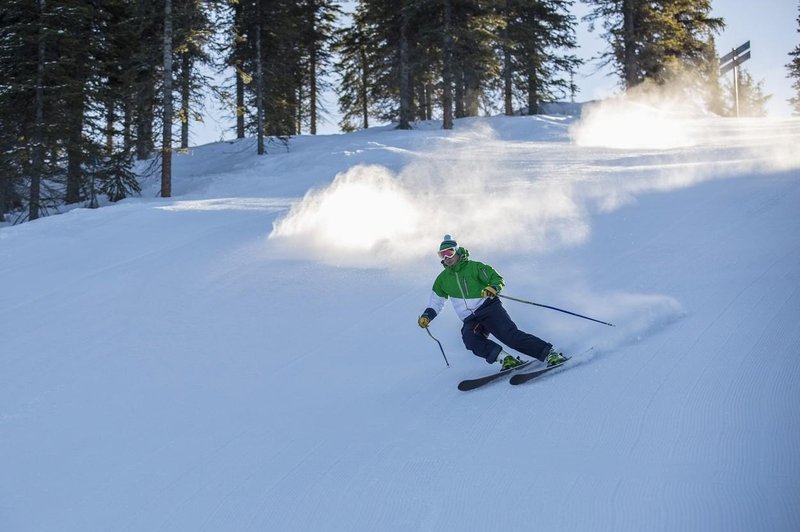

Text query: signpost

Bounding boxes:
[719,41,751,117]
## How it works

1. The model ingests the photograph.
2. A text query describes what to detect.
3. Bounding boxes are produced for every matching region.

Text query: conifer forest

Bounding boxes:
[1,1,797,223]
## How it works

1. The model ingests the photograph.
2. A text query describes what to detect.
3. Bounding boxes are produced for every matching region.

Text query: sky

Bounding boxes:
[194,0,799,144]
[3,105,800,531]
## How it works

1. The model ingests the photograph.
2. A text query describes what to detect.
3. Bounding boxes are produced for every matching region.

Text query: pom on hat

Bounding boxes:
[439,234,458,251]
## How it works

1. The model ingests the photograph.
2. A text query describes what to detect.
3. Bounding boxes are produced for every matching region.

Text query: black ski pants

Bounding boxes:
[461,298,552,364]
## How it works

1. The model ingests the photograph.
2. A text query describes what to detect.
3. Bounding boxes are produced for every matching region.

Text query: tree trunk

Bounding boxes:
[442,0,454,129]
[161,0,173,198]
[106,99,115,154]
[308,2,318,135]
[236,68,245,139]
[623,0,638,89]
[135,84,155,160]
[30,0,47,221]
[454,68,465,118]
[180,53,191,149]
[65,99,85,204]
[0,173,6,220]
[0,176,7,221]
[309,52,317,134]
[527,67,538,115]
[397,4,411,129]
[66,28,91,205]
[503,0,513,116]
[359,45,369,129]
[296,84,303,134]
[255,14,265,154]
[416,83,426,120]
[234,1,245,139]
[465,70,480,116]
[123,101,132,154]
[134,0,152,159]
[425,82,433,120]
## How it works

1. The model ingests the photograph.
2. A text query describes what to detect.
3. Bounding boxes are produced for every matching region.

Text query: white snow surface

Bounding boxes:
[2,107,800,531]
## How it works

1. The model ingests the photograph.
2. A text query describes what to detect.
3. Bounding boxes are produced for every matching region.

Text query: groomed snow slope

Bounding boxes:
[1,110,799,531]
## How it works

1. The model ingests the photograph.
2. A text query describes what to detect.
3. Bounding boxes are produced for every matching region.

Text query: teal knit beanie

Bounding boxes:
[439,234,458,251]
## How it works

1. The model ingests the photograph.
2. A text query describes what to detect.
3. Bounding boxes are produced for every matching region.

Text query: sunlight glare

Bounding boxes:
[270,165,419,256]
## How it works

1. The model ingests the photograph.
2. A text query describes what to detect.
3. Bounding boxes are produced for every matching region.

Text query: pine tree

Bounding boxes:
[0,1,50,220]
[336,0,502,130]
[787,2,800,114]
[502,0,580,115]
[161,0,175,197]
[0,0,143,222]
[98,0,140,156]
[461,3,500,117]
[55,2,93,206]
[131,0,162,161]
[333,5,374,131]
[584,0,654,88]
[335,0,417,128]
[174,0,216,149]
[442,0,455,128]
[0,2,37,218]
[584,0,723,94]
[228,0,332,148]
[297,0,341,134]
[225,0,248,139]
[703,34,725,115]
[644,0,724,85]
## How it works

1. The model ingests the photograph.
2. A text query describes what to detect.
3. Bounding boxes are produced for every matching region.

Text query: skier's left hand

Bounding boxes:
[481,286,498,299]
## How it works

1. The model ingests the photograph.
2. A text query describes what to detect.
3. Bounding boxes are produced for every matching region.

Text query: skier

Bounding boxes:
[417,234,567,370]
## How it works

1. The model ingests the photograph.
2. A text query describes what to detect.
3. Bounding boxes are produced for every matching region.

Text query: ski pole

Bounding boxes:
[498,294,615,327]
[425,327,450,367]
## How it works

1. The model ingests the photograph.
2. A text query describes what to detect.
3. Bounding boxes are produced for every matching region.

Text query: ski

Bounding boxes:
[508,358,570,385]
[457,360,534,391]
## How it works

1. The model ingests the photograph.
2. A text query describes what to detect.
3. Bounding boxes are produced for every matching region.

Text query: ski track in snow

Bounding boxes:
[2,115,800,531]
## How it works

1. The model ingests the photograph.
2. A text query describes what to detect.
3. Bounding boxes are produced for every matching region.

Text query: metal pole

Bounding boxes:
[734,63,740,118]
[425,328,450,367]
[498,294,616,327]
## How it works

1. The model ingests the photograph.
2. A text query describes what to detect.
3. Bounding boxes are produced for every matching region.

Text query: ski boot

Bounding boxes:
[545,348,567,367]
[501,354,523,370]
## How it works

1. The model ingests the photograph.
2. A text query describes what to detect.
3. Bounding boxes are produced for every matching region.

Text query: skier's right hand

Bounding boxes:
[418,315,431,328]
[481,285,499,299]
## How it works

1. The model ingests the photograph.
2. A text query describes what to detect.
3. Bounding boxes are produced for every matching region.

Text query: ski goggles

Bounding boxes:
[438,247,457,259]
